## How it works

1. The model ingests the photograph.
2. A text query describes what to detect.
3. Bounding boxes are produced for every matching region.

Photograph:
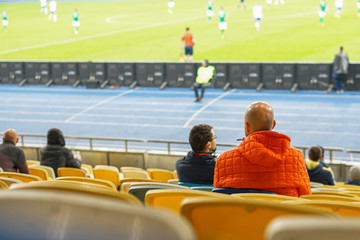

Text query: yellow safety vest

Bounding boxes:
[195,66,215,84]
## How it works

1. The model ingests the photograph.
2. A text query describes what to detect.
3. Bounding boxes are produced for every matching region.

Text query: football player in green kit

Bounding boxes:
[218,7,228,39]
[72,9,80,35]
[207,0,215,23]
[318,0,328,26]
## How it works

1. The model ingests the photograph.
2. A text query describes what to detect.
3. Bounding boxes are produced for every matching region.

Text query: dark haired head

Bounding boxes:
[186,27,190,31]
[308,146,321,161]
[47,128,65,146]
[189,124,213,153]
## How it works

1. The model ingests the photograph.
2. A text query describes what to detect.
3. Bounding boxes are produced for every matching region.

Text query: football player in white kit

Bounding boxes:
[40,0,48,15]
[48,0,57,23]
[253,3,263,31]
[334,0,344,18]
[168,0,175,14]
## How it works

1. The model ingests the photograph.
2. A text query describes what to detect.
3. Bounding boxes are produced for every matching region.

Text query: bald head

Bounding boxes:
[3,129,19,144]
[244,101,276,136]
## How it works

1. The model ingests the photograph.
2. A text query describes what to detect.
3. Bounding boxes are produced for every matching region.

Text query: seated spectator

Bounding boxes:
[0,129,29,174]
[40,128,81,177]
[213,101,311,197]
[318,145,329,168]
[306,146,335,185]
[176,124,216,185]
[345,165,360,186]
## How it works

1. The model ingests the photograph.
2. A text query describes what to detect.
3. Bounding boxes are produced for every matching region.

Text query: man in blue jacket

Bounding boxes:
[176,124,216,185]
[306,146,335,185]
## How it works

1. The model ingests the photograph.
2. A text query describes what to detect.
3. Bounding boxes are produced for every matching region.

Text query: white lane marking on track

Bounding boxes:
[65,89,134,123]
[183,89,236,128]
[0,15,203,55]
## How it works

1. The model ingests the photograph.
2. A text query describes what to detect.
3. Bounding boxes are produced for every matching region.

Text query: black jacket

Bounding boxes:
[175,151,216,185]
[0,140,29,173]
[307,163,334,185]
[40,128,81,177]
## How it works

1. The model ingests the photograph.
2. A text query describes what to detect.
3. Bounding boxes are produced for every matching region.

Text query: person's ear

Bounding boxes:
[15,138,19,144]
[272,120,276,130]
[245,121,251,136]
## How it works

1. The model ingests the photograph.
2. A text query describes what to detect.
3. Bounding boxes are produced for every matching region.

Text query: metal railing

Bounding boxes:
[0,133,356,162]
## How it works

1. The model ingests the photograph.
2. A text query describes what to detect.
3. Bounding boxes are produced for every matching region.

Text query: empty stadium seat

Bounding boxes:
[0,172,42,183]
[56,176,117,190]
[0,190,197,240]
[57,167,87,178]
[147,168,176,183]
[180,197,336,240]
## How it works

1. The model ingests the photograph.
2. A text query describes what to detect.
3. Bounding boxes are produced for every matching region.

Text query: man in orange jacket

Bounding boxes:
[213,101,311,197]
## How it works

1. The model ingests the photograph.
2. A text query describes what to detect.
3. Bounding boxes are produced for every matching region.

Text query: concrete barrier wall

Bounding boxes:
[22,146,354,182]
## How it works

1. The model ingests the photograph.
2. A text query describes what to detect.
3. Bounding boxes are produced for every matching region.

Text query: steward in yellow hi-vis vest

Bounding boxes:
[193,60,215,102]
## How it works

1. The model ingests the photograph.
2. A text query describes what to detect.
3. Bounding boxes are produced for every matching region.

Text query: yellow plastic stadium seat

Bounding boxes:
[0,180,8,190]
[26,160,40,166]
[232,193,300,202]
[300,194,360,202]
[286,200,360,217]
[168,179,179,185]
[9,180,141,206]
[0,177,23,186]
[310,182,324,187]
[339,184,360,191]
[94,165,119,172]
[120,166,144,172]
[29,166,51,180]
[57,167,87,177]
[122,182,189,193]
[147,168,177,183]
[0,172,42,183]
[122,170,150,179]
[56,176,116,190]
[311,189,357,198]
[0,190,197,240]
[265,216,360,240]
[145,189,230,214]
[119,178,160,189]
[93,168,120,189]
[32,165,56,180]
[180,197,336,240]
[0,167,3,172]
[81,163,94,176]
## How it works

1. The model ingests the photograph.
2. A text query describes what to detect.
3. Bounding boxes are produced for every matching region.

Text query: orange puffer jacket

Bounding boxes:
[213,131,311,197]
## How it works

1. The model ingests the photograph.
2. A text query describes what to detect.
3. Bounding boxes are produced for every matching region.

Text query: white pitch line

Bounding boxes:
[65,89,134,123]
[183,89,236,128]
[0,15,203,55]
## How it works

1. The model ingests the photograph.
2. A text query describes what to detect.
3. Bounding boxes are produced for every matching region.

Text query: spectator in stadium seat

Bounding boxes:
[0,129,29,174]
[306,146,335,185]
[332,45,349,93]
[176,124,217,185]
[193,59,215,102]
[345,165,360,186]
[213,101,311,197]
[180,27,195,62]
[40,128,81,177]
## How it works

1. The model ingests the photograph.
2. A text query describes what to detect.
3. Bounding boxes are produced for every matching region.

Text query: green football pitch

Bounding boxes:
[0,0,359,61]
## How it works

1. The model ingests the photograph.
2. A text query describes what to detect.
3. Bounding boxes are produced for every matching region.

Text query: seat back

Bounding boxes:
[81,164,94,176]
[29,166,50,180]
[145,189,230,214]
[180,197,336,240]
[10,180,141,206]
[300,194,360,202]
[94,165,119,172]
[0,172,42,183]
[0,190,197,240]
[120,166,144,172]
[26,160,40,166]
[129,184,189,202]
[0,180,8,189]
[147,168,176,183]
[56,176,116,190]
[265,216,360,240]
[0,177,23,186]
[31,165,56,180]
[232,193,300,202]
[93,168,120,189]
[286,200,360,216]
[122,170,150,179]
[57,167,87,177]
[122,182,189,192]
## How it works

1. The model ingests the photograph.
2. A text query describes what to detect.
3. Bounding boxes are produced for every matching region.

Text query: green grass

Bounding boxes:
[0,0,359,61]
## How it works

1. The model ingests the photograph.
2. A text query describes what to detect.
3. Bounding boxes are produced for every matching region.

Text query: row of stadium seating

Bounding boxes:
[1,164,360,239]
[1,61,359,91]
